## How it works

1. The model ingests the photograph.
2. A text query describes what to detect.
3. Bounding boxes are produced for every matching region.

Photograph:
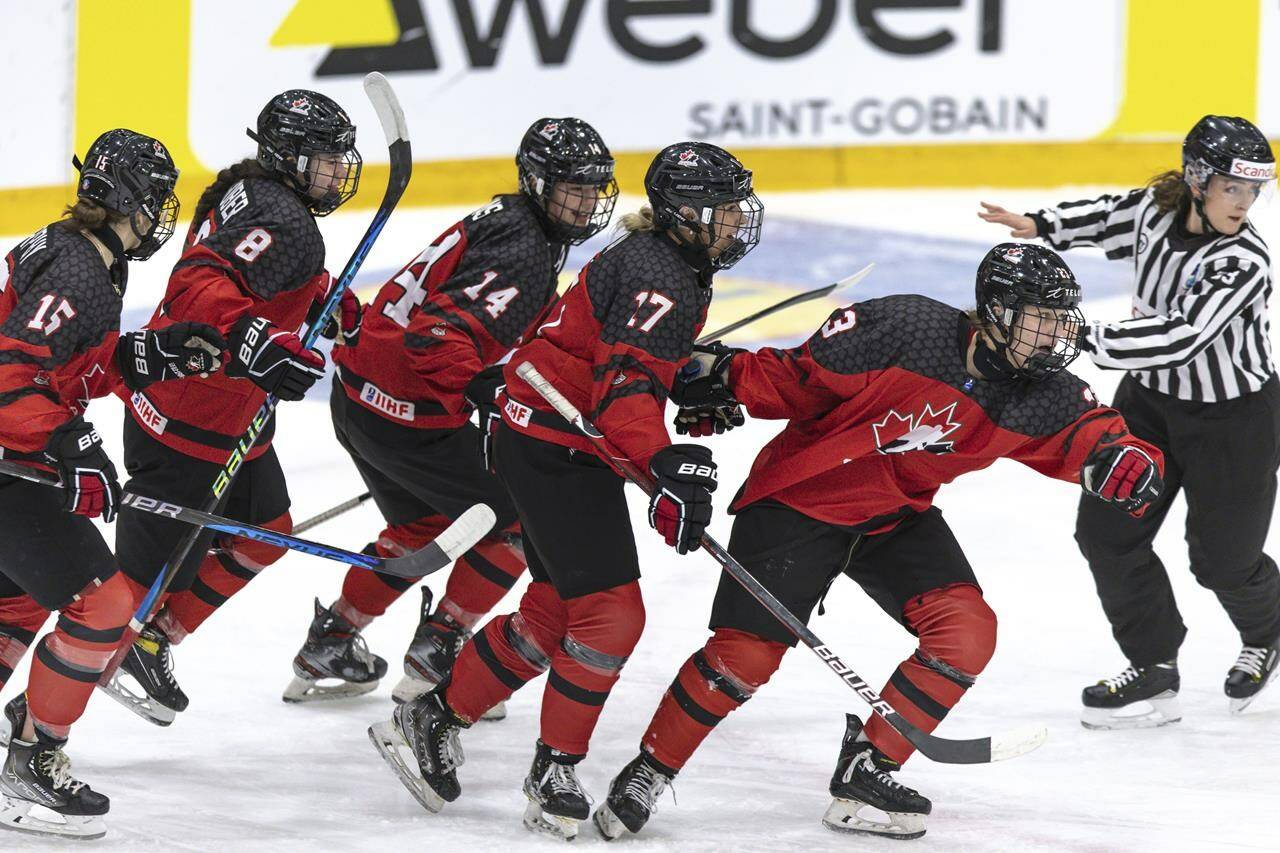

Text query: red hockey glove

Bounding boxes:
[117,322,227,391]
[309,285,362,347]
[44,416,121,522]
[226,316,326,402]
[671,342,745,437]
[648,444,718,554]
[464,365,506,472]
[1081,444,1162,515]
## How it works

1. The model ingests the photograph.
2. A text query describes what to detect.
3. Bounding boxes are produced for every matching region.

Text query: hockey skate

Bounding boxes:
[391,587,506,721]
[0,701,108,841]
[1081,662,1181,730]
[368,687,467,813]
[1225,643,1279,714]
[822,715,930,840]
[99,624,187,726]
[522,741,592,841]
[0,693,23,749]
[284,598,388,703]
[593,751,673,841]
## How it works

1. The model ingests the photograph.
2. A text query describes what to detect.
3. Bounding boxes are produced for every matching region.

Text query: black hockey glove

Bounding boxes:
[226,316,326,402]
[464,365,507,472]
[308,284,362,347]
[44,416,121,522]
[1081,444,1162,515]
[670,342,745,437]
[117,323,227,391]
[648,444,718,555]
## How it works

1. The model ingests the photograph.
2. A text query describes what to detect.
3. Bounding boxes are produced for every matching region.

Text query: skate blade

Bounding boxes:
[523,798,581,841]
[592,803,628,841]
[1081,693,1182,730]
[1228,668,1278,715]
[822,797,926,840]
[367,721,446,814]
[98,670,177,727]
[0,795,107,841]
[282,675,379,704]
[392,676,506,720]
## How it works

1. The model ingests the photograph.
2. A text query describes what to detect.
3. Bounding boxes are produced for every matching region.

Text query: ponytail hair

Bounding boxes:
[192,158,273,225]
[618,205,656,233]
[57,198,125,233]
[1148,169,1191,215]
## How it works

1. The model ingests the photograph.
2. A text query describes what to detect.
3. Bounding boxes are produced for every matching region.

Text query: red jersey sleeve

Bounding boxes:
[1009,390,1165,485]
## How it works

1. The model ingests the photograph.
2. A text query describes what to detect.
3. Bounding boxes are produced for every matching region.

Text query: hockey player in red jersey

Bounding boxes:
[283,118,618,709]
[0,130,224,839]
[101,90,363,725]
[368,142,765,839]
[591,244,1165,842]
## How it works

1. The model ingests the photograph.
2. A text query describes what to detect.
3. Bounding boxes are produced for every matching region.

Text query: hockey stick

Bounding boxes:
[101,73,412,680]
[293,490,373,535]
[0,461,489,579]
[695,263,873,344]
[515,361,1046,765]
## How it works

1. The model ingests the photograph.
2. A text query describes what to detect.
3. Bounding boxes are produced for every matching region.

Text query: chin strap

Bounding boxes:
[89,224,129,295]
[1189,195,1220,238]
[969,330,1018,381]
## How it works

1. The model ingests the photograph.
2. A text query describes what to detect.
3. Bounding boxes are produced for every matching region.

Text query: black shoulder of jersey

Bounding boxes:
[809,294,957,377]
[40,226,118,302]
[591,231,708,359]
[998,369,1101,438]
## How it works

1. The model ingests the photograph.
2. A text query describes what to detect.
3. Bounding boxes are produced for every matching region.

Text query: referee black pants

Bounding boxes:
[1075,374,1280,666]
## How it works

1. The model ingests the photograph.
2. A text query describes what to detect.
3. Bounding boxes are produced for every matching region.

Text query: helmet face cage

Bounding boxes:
[977,244,1083,380]
[76,130,181,260]
[252,90,362,216]
[517,118,618,245]
[646,143,764,271]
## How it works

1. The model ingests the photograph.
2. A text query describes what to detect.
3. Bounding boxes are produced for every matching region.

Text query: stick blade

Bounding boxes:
[382,503,497,578]
[362,71,409,146]
[894,711,1048,765]
[990,725,1049,762]
[830,262,874,295]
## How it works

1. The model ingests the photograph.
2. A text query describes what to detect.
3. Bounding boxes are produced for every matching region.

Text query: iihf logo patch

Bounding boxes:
[678,149,700,168]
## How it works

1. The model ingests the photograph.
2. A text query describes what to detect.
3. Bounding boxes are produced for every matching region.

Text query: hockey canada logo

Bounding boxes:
[1001,246,1024,263]
[153,141,166,158]
[873,402,962,455]
[539,121,559,139]
[289,96,311,115]
[677,149,700,168]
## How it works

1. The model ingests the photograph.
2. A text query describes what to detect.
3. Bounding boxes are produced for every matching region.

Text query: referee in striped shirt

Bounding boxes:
[980,115,1280,725]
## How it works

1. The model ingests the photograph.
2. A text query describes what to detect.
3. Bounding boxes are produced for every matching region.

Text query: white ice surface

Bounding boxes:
[2,188,1279,851]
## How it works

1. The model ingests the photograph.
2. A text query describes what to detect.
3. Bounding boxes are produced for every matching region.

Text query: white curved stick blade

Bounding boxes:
[834,262,875,293]
[990,725,1049,762]
[362,71,409,146]
[436,503,497,562]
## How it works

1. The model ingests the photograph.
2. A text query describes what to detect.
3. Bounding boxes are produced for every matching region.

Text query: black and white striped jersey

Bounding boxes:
[1031,187,1272,402]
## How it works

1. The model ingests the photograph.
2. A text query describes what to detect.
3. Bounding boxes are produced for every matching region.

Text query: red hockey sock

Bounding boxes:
[445,581,565,724]
[438,523,526,629]
[164,512,293,639]
[0,595,50,691]
[26,573,133,740]
[539,581,646,756]
[641,628,787,771]
[864,584,997,765]
[336,514,455,625]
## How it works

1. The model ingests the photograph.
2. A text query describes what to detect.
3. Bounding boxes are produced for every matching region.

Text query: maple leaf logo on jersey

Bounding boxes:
[873,402,962,455]
[677,149,700,168]
[74,363,106,415]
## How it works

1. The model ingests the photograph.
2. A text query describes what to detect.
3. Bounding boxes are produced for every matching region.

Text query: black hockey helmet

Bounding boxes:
[249,89,361,216]
[975,243,1083,380]
[645,142,763,272]
[517,117,618,245]
[1183,115,1275,189]
[72,129,180,261]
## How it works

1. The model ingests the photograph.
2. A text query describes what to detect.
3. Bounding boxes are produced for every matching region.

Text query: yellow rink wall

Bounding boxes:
[0,0,1271,235]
